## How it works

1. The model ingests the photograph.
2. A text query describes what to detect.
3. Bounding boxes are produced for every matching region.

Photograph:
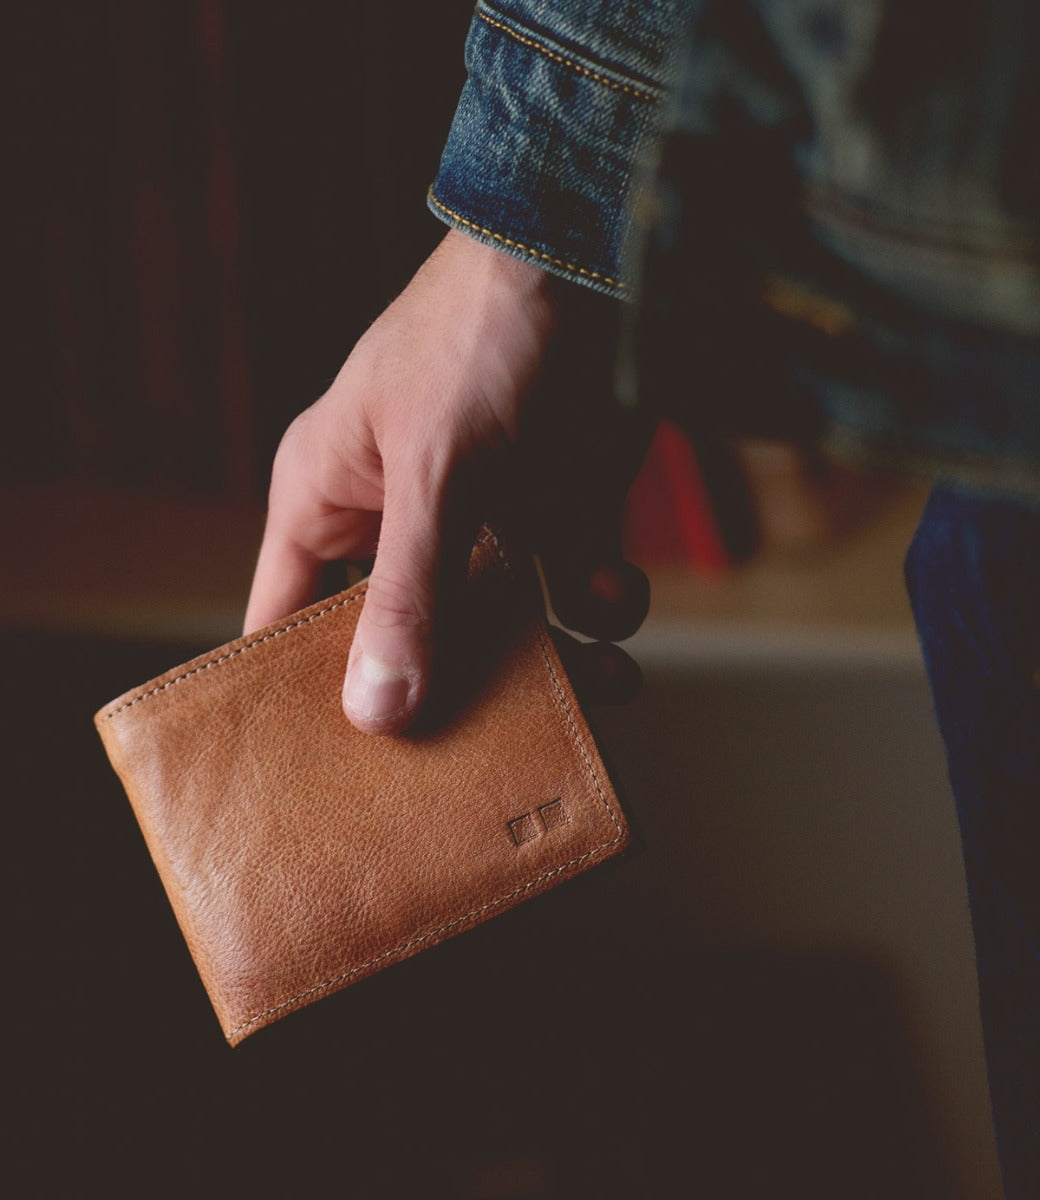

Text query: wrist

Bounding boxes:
[440,228,556,320]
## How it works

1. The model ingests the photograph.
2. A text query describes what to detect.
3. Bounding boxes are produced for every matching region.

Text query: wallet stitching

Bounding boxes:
[98,532,501,723]
[95,528,624,1039]
[228,616,625,1040]
[228,834,622,1038]
[532,625,623,841]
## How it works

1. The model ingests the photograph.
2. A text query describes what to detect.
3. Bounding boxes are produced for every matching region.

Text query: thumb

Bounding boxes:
[342,471,444,734]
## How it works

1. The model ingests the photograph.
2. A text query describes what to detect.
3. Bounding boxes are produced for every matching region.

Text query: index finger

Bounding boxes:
[244,504,382,632]
[243,524,325,634]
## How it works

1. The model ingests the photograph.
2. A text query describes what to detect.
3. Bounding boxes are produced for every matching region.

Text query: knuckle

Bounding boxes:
[269,412,311,486]
[362,572,433,633]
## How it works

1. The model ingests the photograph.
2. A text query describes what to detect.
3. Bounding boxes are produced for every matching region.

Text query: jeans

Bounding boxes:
[906,485,1040,1199]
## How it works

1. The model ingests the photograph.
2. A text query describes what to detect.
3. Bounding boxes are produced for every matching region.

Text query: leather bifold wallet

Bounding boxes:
[94,532,629,1045]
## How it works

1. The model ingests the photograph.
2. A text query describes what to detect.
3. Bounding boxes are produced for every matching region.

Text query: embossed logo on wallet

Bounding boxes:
[508,798,570,846]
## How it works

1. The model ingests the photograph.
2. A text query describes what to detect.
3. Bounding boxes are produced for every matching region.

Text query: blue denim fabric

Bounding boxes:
[428,0,689,297]
[433,8,1040,1191]
[906,486,1040,1200]
[433,0,1038,486]
[632,0,1040,491]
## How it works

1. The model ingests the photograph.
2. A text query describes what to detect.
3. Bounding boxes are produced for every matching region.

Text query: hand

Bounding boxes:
[245,230,650,733]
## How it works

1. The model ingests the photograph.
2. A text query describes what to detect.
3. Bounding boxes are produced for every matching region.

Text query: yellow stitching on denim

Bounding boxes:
[476,9,660,105]
[428,191,628,291]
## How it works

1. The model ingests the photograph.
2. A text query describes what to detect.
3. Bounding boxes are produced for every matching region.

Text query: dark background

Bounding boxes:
[7,3,982,1197]
[10,0,471,499]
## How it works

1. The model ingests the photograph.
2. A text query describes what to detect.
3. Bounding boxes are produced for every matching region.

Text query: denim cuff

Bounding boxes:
[429,1,675,299]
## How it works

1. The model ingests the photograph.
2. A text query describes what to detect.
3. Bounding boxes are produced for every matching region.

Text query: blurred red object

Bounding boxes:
[622,420,737,572]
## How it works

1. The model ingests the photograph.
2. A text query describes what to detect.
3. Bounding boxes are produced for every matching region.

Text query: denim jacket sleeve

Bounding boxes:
[428,0,692,299]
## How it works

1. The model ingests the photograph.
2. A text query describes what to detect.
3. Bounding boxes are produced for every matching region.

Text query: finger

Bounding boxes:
[538,501,650,642]
[244,508,381,634]
[549,627,643,707]
[542,555,650,643]
[244,526,324,634]
[342,467,463,734]
[520,411,654,643]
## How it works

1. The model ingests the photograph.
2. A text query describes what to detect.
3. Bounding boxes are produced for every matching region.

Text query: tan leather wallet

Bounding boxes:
[94,533,629,1045]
